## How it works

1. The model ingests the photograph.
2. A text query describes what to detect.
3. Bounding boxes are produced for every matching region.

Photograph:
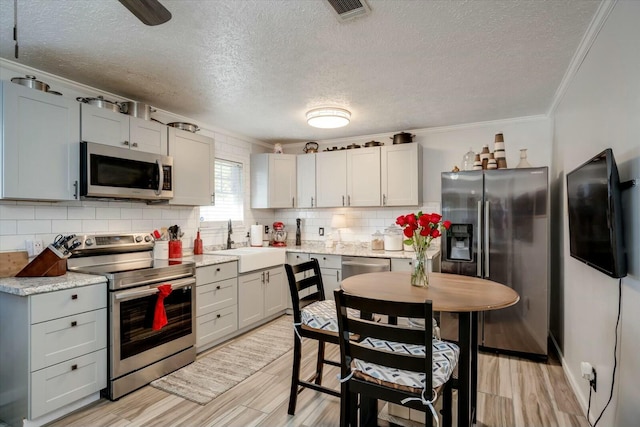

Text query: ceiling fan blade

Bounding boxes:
[118,0,172,26]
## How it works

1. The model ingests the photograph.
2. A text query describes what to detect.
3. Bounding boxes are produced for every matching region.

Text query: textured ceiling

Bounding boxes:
[0,0,601,143]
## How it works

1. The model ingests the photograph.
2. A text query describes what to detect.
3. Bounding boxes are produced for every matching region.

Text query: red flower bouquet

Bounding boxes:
[396,212,451,287]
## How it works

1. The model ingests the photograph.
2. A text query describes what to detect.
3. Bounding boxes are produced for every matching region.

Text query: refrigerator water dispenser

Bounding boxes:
[445,224,473,261]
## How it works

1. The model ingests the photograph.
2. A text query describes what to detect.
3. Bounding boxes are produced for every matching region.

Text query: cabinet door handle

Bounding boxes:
[216,267,221,272]
[383,194,386,206]
[71,364,78,371]
[342,195,345,206]
[71,294,78,300]
[216,285,221,290]
[211,193,215,205]
[73,180,79,199]
[266,271,270,283]
[261,271,265,284]
[311,197,314,207]
[347,195,351,206]
[132,142,138,147]
[123,141,129,146]
[292,197,295,207]
[216,314,221,319]
[336,270,339,281]
[71,321,77,327]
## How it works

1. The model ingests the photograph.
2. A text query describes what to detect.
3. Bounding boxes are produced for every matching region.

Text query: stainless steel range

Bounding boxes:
[67,233,196,400]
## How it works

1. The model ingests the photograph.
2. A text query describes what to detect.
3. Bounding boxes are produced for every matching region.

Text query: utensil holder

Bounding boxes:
[168,240,182,259]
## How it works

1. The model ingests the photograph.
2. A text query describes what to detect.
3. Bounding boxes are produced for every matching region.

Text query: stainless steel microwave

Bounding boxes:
[80,142,173,201]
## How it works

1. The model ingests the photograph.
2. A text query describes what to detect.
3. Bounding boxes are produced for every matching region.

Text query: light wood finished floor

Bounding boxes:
[46,319,588,427]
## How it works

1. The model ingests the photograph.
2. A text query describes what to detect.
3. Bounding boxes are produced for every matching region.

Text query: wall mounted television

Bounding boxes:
[566,148,627,278]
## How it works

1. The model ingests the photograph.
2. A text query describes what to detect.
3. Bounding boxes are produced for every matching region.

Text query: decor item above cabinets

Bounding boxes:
[79,103,167,155]
[250,153,297,208]
[381,143,422,206]
[168,127,215,206]
[316,146,381,207]
[0,81,80,201]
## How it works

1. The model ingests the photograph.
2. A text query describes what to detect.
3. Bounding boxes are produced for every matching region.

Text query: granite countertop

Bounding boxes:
[285,242,440,260]
[0,273,107,296]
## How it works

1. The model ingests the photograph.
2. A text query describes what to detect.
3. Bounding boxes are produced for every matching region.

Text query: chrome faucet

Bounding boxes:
[226,219,233,249]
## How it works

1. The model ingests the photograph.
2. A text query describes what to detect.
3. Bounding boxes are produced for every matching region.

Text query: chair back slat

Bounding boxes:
[285,259,326,323]
[343,316,426,346]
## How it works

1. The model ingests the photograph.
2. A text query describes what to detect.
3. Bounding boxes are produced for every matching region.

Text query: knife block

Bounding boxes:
[15,246,68,277]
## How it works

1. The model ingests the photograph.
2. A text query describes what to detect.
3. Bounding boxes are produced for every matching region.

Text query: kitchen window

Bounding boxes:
[200,159,244,224]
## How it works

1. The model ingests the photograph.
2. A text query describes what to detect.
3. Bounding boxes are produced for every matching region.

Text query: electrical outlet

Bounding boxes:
[319,227,324,236]
[33,240,44,256]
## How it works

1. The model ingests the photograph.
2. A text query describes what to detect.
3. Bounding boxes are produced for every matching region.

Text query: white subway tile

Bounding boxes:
[0,220,17,235]
[161,209,181,220]
[96,208,121,220]
[82,220,109,233]
[68,206,96,220]
[109,220,132,232]
[142,208,163,220]
[131,220,155,232]
[18,220,51,234]
[121,208,144,219]
[51,220,82,234]
[35,206,68,220]
[0,205,35,220]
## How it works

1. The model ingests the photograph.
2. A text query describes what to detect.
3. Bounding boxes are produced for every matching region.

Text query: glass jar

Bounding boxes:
[462,147,475,171]
[371,231,384,250]
[384,225,404,251]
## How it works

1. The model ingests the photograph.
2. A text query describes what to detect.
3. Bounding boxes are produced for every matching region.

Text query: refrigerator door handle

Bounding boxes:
[477,200,482,277]
[484,200,490,278]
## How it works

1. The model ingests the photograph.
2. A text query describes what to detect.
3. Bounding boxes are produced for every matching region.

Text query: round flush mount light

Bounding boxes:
[306,107,351,128]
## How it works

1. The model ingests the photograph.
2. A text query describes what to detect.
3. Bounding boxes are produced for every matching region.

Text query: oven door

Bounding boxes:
[110,276,195,380]
[81,141,173,200]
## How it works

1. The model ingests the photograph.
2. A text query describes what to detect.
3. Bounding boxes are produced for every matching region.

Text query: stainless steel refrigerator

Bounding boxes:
[440,168,548,357]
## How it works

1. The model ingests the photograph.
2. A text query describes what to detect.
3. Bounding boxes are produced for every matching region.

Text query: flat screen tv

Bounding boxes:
[566,148,627,278]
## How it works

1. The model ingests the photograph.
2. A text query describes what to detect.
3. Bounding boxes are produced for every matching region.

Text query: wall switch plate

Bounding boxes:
[319,227,324,236]
[25,240,34,257]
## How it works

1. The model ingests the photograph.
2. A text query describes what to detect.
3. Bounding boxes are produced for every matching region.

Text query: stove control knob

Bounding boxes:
[85,238,93,246]
[135,235,143,243]
[144,235,152,242]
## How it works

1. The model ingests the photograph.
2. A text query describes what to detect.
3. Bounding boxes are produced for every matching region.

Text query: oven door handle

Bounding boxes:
[114,277,195,301]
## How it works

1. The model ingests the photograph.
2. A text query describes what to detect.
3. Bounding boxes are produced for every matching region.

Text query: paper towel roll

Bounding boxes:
[250,224,263,247]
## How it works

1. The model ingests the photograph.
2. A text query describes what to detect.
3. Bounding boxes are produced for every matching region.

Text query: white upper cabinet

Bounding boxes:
[250,153,297,208]
[381,143,422,206]
[168,127,215,206]
[80,103,167,154]
[316,151,347,207]
[347,146,381,206]
[296,154,316,208]
[1,81,80,201]
[316,147,380,207]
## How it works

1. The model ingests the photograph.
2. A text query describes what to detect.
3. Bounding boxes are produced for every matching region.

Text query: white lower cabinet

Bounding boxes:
[309,253,342,301]
[0,282,107,427]
[195,262,238,352]
[238,266,286,330]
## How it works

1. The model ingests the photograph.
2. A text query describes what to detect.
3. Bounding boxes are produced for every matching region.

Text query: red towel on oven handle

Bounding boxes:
[152,284,173,330]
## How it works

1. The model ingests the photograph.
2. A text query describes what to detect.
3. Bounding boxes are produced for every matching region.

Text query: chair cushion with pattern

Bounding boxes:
[301,300,359,332]
[351,337,460,391]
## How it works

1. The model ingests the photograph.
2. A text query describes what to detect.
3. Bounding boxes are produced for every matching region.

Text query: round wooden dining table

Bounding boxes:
[341,271,519,427]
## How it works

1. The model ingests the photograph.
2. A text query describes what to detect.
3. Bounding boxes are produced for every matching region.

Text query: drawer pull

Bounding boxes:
[71,294,78,300]
[71,364,78,371]
[216,268,221,272]
[216,314,221,318]
[71,321,77,327]
[216,285,221,290]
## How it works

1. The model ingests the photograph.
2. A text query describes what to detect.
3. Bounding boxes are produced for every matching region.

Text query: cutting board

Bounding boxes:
[0,251,29,277]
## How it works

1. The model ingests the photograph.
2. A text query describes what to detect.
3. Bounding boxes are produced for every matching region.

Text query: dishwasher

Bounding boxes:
[341,256,391,280]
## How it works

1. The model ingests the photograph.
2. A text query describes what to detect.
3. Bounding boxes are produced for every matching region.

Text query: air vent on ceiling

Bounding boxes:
[326,0,371,22]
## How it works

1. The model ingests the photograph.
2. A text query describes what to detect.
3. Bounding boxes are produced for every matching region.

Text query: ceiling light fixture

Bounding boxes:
[306,107,351,129]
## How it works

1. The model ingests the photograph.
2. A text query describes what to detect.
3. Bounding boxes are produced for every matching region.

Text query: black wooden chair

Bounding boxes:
[285,259,342,415]
[334,288,459,427]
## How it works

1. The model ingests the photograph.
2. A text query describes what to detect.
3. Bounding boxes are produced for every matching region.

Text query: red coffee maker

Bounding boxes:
[270,221,287,247]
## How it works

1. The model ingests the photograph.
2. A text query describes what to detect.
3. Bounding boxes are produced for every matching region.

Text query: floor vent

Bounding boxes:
[326,0,371,21]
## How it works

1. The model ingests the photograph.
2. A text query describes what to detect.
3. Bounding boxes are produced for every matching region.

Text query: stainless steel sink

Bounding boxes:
[205,247,286,273]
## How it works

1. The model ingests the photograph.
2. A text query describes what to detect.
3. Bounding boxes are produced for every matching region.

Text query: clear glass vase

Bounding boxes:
[411,246,429,287]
